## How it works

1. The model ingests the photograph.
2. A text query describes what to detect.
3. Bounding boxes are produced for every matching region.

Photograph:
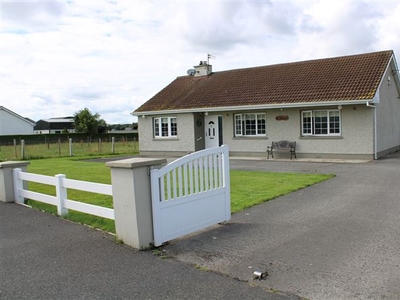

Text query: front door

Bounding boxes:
[205,115,221,148]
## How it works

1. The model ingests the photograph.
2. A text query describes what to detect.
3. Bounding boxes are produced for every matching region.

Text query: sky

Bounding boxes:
[1,0,400,125]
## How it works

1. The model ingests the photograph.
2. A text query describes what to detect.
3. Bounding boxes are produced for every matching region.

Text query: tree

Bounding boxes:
[73,108,106,134]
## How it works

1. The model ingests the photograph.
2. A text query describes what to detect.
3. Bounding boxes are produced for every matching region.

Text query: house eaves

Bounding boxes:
[133,99,373,116]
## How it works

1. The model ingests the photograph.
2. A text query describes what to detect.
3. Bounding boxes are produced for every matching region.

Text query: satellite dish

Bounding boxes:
[187,69,195,76]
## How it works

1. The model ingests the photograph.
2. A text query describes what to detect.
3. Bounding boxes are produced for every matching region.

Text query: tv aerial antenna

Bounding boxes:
[207,53,216,65]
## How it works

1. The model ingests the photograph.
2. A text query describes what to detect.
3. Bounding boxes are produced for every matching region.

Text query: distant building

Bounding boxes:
[109,127,138,133]
[34,117,75,134]
[0,106,35,135]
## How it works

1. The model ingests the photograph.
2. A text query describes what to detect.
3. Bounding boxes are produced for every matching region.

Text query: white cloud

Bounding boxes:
[1,0,400,124]
[292,1,398,60]
[1,0,66,32]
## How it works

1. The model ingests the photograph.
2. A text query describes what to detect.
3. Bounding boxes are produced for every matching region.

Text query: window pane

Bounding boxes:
[257,114,266,134]
[302,111,312,135]
[314,111,328,135]
[170,117,177,136]
[154,118,160,137]
[329,111,340,134]
[244,114,256,135]
[161,118,169,136]
[235,115,242,135]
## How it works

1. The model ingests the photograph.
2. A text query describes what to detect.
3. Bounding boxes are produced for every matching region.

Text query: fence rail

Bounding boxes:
[13,168,114,220]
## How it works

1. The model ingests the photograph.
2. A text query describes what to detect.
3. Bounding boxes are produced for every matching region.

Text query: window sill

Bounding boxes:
[300,136,343,140]
[233,136,268,140]
[152,137,179,141]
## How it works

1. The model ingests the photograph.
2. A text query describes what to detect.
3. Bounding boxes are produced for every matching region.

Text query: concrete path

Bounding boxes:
[163,153,400,300]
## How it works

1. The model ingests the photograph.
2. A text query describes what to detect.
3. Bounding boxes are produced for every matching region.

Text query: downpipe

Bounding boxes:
[366,102,378,160]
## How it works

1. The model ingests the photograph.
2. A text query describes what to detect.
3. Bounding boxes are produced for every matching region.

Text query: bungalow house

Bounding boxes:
[0,106,35,135]
[133,50,400,160]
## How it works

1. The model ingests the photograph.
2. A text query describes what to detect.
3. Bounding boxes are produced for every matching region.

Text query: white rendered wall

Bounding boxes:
[375,63,400,156]
[223,106,374,157]
[0,110,34,135]
[138,113,196,154]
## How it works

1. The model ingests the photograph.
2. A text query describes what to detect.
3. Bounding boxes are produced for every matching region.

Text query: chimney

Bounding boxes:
[194,61,212,77]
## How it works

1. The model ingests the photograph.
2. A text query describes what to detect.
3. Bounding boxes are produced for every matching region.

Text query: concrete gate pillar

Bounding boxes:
[106,158,167,249]
[0,161,30,203]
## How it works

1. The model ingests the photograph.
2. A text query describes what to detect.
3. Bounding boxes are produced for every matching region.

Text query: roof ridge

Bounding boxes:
[212,50,393,75]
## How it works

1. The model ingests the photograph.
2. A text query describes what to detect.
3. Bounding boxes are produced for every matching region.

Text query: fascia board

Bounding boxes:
[373,56,392,103]
[133,100,371,116]
[390,54,400,95]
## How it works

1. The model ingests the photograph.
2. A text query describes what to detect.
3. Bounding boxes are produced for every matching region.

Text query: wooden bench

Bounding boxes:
[267,140,296,160]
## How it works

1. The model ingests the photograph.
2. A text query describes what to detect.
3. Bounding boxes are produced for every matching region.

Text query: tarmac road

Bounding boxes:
[0,201,300,300]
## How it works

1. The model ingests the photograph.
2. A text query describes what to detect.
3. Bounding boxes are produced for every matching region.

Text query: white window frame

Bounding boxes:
[153,117,177,138]
[301,110,341,136]
[234,113,266,137]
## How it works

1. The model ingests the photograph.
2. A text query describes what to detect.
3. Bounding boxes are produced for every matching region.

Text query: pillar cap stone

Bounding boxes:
[106,158,167,169]
[0,161,30,169]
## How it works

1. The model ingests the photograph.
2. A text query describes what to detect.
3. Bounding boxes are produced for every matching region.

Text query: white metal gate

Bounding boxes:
[150,145,230,247]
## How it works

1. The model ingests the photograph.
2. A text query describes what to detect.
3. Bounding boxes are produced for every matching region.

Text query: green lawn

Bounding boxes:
[25,157,334,233]
[230,170,334,211]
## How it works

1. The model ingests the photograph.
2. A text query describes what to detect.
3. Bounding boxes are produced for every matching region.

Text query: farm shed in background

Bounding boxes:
[34,117,75,134]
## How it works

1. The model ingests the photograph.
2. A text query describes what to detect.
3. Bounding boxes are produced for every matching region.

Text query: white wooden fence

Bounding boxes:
[13,168,114,220]
[3,147,230,249]
[151,145,231,247]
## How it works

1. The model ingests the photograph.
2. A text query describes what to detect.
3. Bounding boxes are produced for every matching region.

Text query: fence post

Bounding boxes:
[106,157,167,249]
[69,138,73,156]
[21,139,25,159]
[55,174,68,216]
[0,161,30,202]
[111,137,115,154]
[13,139,17,158]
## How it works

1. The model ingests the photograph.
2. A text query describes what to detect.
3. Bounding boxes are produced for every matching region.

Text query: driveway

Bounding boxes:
[162,153,400,300]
